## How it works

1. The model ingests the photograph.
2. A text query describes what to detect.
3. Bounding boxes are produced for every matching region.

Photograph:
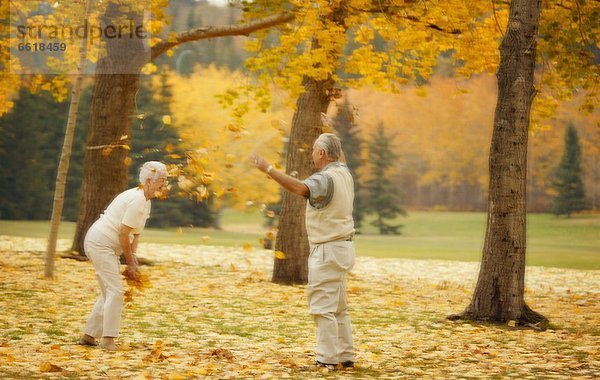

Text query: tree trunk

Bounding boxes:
[45,0,94,276]
[272,77,332,284]
[72,3,146,254]
[455,0,546,325]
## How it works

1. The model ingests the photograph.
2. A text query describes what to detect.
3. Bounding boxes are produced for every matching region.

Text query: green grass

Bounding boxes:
[1,210,598,269]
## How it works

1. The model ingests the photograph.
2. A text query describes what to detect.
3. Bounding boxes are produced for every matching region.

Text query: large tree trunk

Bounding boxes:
[455,0,546,324]
[71,73,141,253]
[71,3,146,254]
[272,1,349,285]
[272,77,333,284]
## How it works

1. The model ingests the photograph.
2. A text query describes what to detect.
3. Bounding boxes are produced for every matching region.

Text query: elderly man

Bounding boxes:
[79,161,169,350]
[250,133,356,370]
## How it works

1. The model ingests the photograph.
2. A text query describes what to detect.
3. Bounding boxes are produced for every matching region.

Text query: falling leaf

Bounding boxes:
[201,173,214,185]
[226,124,242,133]
[274,251,286,260]
[266,211,275,218]
[243,243,253,252]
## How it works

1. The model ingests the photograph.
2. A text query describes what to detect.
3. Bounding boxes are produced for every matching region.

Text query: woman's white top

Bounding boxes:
[88,187,151,250]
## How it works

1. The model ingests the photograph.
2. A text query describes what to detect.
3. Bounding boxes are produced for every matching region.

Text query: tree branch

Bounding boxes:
[150,11,294,61]
[351,6,463,35]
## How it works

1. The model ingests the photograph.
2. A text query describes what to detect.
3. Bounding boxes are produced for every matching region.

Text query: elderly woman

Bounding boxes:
[79,161,169,350]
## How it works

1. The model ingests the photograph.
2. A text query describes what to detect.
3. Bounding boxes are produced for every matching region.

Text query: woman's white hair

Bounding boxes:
[139,161,168,184]
[315,133,342,161]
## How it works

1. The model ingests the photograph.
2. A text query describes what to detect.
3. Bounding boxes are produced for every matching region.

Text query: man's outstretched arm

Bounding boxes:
[249,152,309,198]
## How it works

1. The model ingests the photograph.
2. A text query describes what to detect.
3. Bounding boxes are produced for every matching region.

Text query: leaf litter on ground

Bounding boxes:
[0,235,598,379]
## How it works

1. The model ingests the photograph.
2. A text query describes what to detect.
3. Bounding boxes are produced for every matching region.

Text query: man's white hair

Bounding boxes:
[139,161,168,184]
[315,133,342,161]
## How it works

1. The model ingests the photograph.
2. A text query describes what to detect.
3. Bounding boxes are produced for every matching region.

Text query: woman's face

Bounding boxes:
[147,176,169,199]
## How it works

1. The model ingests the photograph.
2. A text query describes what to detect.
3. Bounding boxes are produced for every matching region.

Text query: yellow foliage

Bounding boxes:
[169,65,292,209]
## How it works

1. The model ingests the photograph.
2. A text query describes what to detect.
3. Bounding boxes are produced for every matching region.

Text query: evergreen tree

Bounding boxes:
[130,70,215,227]
[332,98,364,230]
[551,123,588,217]
[0,89,87,220]
[364,122,405,234]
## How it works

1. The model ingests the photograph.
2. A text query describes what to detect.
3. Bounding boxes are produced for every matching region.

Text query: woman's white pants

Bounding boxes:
[82,228,124,338]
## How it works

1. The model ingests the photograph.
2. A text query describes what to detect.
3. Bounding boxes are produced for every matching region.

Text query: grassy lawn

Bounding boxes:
[1,211,598,269]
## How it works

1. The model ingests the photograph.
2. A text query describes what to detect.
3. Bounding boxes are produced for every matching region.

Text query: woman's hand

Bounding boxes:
[125,263,139,282]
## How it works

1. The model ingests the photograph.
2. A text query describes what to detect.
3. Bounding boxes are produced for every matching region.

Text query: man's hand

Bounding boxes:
[249,152,270,173]
[320,112,332,127]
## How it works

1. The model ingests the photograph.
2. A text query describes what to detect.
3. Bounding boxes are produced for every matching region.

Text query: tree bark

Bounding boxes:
[71,73,140,254]
[454,0,546,325]
[271,1,350,284]
[71,3,146,254]
[272,77,333,284]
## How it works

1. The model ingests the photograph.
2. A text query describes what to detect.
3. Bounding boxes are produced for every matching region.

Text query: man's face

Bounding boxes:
[312,142,326,169]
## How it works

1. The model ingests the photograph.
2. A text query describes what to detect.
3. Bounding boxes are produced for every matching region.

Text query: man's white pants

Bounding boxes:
[82,228,124,338]
[307,241,355,364]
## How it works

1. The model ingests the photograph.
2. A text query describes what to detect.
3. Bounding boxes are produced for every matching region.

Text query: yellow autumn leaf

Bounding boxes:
[201,173,214,185]
[274,251,286,260]
[226,124,242,133]
[39,362,63,373]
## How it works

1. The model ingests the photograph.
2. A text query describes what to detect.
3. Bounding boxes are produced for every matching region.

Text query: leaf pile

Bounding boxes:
[0,236,598,379]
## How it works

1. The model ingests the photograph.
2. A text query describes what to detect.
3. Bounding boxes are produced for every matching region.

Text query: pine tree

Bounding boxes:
[551,123,588,217]
[0,89,86,220]
[364,122,406,234]
[332,98,364,230]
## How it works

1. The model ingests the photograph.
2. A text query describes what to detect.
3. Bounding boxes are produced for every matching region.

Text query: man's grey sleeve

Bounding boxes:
[303,172,334,209]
